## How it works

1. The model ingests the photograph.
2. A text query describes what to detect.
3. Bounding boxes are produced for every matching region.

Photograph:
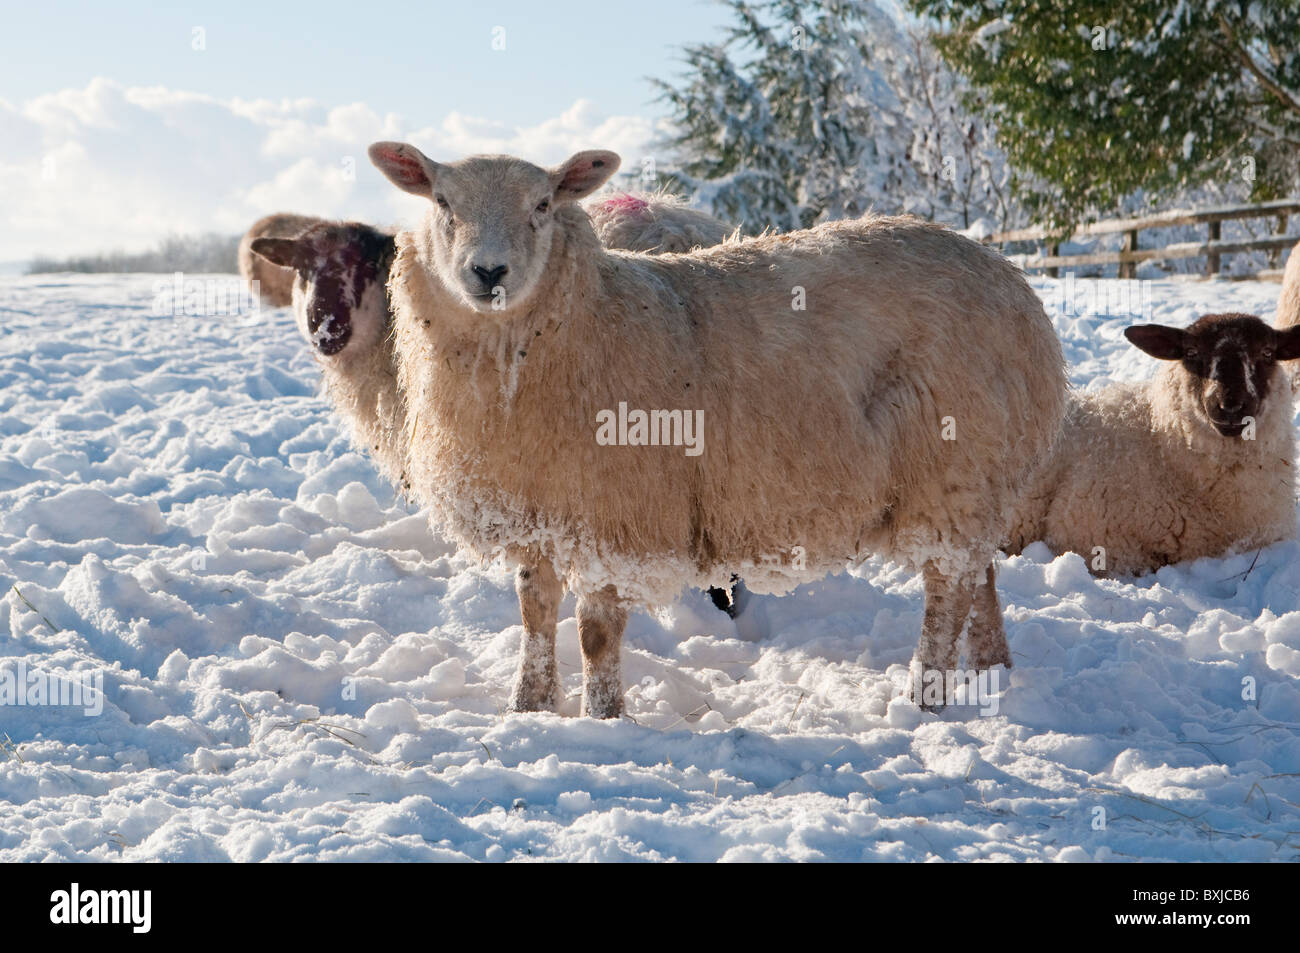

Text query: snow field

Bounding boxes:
[0,272,1296,861]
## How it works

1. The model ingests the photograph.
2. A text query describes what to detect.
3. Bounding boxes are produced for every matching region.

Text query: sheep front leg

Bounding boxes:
[576,586,628,719]
[507,561,563,713]
[908,562,978,711]
[965,562,1012,670]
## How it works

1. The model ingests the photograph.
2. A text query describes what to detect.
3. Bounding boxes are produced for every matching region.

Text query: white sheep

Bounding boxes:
[1276,239,1300,389]
[238,212,326,307]
[1005,312,1300,576]
[586,192,737,253]
[367,142,1067,718]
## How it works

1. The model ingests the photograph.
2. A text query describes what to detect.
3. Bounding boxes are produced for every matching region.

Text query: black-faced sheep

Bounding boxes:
[1006,313,1300,576]
[250,221,406,490]
[368,142,1068,717]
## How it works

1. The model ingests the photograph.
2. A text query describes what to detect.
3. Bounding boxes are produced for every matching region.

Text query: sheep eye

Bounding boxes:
[1262,347,1275,360]
[535,199,550,214]
[435,195,450,211]
[1184,348,1198,360]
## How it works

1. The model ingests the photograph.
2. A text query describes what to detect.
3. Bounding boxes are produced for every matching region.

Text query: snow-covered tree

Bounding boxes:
[652,0,1016,233]
[884,23,1018,233]
[910,0,1300,233]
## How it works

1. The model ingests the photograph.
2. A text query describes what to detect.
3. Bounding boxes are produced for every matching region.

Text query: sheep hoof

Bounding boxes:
[906,666,949,712]
[579,690,625,720]
[910,693,946,714]
[506,700,560,715]
[506,682,563,714]
[970,650,1013,671]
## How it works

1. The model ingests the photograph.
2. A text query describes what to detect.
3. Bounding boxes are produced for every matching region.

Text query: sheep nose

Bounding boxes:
[471,264,508,289]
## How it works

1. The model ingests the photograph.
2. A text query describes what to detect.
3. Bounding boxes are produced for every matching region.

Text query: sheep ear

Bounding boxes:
[1124,324,1186,360]
[250,237,306,270]
[1275,326,1300,362]
[368,141,441,199]
[550,150,621,202]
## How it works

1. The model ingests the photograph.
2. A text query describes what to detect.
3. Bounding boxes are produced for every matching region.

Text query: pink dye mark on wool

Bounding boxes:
[600,193,650,217]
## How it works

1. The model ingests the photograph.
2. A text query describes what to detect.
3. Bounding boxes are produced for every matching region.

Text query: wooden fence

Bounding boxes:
[984,199,1300,278]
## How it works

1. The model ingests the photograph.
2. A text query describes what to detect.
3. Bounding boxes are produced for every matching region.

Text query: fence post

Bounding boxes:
[1119,229,1137,279]
[1274,214,1290,268]
[1046,242,1059,279]
[1207,220,1221,276]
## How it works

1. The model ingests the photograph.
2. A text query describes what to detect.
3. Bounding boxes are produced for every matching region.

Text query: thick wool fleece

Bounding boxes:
[586,193,736,254]
[386,208,1067,605]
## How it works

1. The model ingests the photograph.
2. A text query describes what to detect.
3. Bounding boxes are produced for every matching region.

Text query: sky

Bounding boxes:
[0,0,743,263]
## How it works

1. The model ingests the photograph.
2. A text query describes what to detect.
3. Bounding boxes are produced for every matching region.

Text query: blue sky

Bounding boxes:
[0,1,734,126]
[0,0,743,261]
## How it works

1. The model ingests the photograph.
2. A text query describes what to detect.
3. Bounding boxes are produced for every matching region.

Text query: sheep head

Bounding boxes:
[368,142,619,314]
[1125,313,1300,437]
[251,222,394,356]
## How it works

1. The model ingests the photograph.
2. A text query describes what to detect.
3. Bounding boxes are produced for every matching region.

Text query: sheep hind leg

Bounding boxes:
[576,585,628,719]
[965,562,1012,670]
[507,561,563,713]
[908,562,979,711]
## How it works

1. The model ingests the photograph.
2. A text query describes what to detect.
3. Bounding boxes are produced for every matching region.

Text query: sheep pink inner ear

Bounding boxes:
[250,237,304,270]
[549,150,621,202]
[1124,324,1186,360]
[1275,327,1300,362]
[368,141,437,198]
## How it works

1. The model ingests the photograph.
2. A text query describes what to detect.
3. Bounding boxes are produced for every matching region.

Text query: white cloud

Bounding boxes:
[0,78,665,263]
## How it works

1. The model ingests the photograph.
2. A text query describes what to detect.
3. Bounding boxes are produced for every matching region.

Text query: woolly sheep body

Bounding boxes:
[586,193,737,253]
[1006,334,1297,576]
[238,212,324,307]
[366,143,1067,715]
[389,208,1067,603]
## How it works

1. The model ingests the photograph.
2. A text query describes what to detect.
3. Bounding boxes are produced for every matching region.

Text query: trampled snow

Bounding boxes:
[0,271,1297,862]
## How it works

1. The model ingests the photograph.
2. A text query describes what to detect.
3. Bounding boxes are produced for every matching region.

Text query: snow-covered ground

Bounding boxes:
[1,271,1298,862]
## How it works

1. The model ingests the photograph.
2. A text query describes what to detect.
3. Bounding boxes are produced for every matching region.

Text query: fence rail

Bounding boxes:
[985,199,1300,278]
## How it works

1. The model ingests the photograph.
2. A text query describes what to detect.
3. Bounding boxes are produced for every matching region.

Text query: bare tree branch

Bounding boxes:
[1218,15,1300,118]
